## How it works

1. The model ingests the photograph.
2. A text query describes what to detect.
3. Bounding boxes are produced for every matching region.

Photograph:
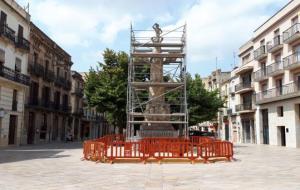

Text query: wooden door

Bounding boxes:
[8,115,17,145]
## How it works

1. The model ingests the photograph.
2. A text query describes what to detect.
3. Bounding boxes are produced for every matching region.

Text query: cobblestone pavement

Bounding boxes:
[0,143,300,190]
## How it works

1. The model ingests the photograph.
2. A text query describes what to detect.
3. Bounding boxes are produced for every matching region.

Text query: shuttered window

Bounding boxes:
[0,49,4,64]
[15,58,21,72]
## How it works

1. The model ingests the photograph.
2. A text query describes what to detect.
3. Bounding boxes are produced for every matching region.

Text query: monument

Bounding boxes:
[127,23,187,139]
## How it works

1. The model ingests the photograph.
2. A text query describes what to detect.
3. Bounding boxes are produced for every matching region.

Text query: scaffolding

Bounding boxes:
[127,23,188,140]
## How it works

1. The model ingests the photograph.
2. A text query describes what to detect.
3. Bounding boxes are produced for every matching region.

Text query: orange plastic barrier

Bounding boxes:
[82,135,234,164]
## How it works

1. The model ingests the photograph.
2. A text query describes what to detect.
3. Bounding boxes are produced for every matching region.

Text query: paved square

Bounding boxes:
[0,143,300,190]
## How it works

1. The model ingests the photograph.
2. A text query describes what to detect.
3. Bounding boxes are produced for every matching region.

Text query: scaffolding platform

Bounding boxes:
[127,23,188,139]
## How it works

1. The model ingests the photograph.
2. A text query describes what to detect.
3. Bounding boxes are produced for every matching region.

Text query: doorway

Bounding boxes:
[8,115,17,145]
[262,109,269,144]
[225,124,229,141]
[278,126,286,146]
[27,112,35,144]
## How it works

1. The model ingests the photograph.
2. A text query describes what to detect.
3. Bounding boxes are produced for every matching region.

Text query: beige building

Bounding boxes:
[198,69,230,134]
[70,71,84,140]
[224,0,300,148]
[0,0,30,146]
[24,23,72,144]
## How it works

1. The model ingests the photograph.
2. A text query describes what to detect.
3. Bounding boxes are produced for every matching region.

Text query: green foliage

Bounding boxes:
[85,48,224,131]
[84,49,128,131]
[187,73,224,126]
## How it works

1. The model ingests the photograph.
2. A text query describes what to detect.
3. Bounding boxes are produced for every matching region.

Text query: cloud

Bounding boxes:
[164,0,287,76]
[16,0,287,76]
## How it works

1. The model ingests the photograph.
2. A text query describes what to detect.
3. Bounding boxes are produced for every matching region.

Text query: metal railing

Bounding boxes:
[254,45,266,60]
[0,24,15,42]
[0,65,30,85]
[43,70,55,82]
[15,36,30,51]
[283,52,300,69]
[283,23,300,42]
[267,35,282,52]
[72,87,83,96]
[28,63,44,77]
[235,102,252,112]
[256,82,300,102]
[254,68,267,81]
[235,82,252,92]
[266,61,284,75]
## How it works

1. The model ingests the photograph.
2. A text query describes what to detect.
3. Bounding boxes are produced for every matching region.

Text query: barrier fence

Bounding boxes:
[82,135,233,164]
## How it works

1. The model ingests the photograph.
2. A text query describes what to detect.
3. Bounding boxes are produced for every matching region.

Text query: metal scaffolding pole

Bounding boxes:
[126,23,188,140]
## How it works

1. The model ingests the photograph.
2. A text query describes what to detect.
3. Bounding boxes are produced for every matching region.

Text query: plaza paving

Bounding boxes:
[0,143,300,190]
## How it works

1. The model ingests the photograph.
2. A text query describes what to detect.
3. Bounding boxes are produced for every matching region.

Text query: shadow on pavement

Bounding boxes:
[0,142,82,164]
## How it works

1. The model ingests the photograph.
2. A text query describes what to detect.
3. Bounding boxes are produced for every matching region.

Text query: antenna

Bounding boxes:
[215,57,218,71]
[233,52,236,68]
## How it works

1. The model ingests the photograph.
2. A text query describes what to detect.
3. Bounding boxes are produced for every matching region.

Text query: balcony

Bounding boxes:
[15,36,30,51]
[283,52,300,70]
[26,98,53,111]
[43,70,55,82]
[227,108,232,116]
[256,82,300,104]
[0,24,15,43]
[254,45,267,61]
[266,61,284,77]
[72,87,84,97]
[235,82,253,94]
[61,105,71,112]
[234,65,253,76]
[54,76,65,87]
[267,35,283,53]
[283,23,300,44]
[28,63,44,77]
[73,108,84,115]
[63,80,72,90]
[235,102,254,113]
[254,68,268,82]
[0,65,30,86]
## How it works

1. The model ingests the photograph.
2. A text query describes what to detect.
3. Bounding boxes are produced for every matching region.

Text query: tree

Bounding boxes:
[187,73,224,126]
[84,49,128,133]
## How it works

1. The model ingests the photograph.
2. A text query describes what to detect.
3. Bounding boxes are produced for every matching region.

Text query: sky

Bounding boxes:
[17,0,288,77]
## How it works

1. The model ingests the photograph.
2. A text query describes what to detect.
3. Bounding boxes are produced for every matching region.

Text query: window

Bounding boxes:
[274,54,281,63]
[292,16,298,25]
[0,11,7,26]
[0,49,4,65]
[260,39,265,46]
[17,25,23,39]
[15,58,21,72]
[33,53,38,64]
[277,106,284,117]
[274,29,280,36]
[56,67,60,77]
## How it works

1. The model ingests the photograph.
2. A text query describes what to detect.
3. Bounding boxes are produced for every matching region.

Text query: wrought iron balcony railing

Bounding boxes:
[235,102,252,112]
[72,87,84,97]
[254,68,267,81]
[283,23,300,43]
[256,82,300,103]
[283,52,300,69]
[235,82,252,92]
[266,61,284,76]
[0,64,30,86]
[267,35,282,53]
[254,45,266,60]
[0,24,16,42]
[43,70,55,82]
[15,36,30,51]
[28,63,44,77]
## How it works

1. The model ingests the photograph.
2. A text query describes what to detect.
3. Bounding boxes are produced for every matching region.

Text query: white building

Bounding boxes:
[0,0,30,146]
[225,0,300,148]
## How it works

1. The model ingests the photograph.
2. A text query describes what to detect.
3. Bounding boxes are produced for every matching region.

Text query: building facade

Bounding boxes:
[24,23,73,144]
[70,71,84,140]
[222,0,300,148]
[0,0,30,146]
